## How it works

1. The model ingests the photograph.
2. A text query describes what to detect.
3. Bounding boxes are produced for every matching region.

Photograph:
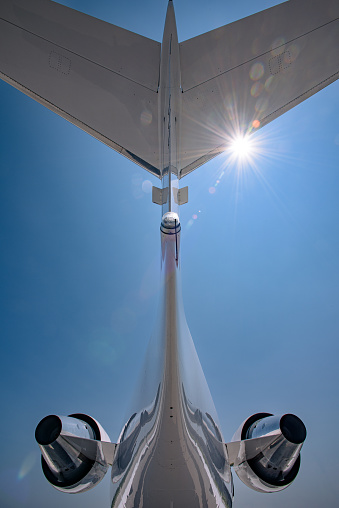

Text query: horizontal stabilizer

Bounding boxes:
[1,0,337,180]
[179,0,339,176]
[0,0,161,176]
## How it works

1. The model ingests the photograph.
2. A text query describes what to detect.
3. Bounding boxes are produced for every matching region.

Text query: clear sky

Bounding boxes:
[0,1,338,507]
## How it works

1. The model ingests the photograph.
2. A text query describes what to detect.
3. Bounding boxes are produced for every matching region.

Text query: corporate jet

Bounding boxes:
[0,0,338,506]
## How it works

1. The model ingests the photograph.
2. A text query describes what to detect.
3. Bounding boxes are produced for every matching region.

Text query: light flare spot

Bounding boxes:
[140,109,152,126]
[209,187,216,194]
[251,81,264,98]
[252,119,261,129]
[141,180,152,194]
[87,328,120,365]
[283,51,292,66]
[264,75,274,91]
[271,37,286,56]
[18,452,37,480]
[250,62,264,81]
[192,214,198,220]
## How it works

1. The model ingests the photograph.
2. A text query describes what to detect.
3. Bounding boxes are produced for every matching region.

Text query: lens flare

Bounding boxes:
[141,179,152,194]
[18,451,37,480]
[231,135,253,159]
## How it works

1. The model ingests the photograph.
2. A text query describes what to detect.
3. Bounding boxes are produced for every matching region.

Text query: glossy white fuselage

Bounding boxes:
[109,5,233,507]
[110,219,233,507]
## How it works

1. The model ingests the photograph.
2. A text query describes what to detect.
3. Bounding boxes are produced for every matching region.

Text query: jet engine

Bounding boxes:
[35,413,112,493]
[231,412,306,493]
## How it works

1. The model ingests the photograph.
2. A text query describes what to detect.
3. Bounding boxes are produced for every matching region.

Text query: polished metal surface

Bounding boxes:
[230,413,306,493]
[35,414,112,494]
[110,216,233,507]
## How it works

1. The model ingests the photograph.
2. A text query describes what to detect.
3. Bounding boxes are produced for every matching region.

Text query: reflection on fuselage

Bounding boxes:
[111,384,161,479]
[110,224,233,507]
[111,382,233,507]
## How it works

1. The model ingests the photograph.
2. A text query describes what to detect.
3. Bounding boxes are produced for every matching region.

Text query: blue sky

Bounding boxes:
[0,1,338,507]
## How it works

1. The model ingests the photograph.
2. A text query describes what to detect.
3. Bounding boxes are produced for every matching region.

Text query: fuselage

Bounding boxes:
[110,213,233,507]
[110,4,233,507]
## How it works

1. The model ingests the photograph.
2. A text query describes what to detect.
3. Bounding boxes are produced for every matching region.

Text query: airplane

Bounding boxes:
[0,0,338,506]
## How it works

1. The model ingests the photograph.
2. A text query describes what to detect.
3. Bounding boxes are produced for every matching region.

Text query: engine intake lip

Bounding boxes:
[280,414,307,444]
[35,415,62,445]
[69,413,101,440]
[241,413,273,440]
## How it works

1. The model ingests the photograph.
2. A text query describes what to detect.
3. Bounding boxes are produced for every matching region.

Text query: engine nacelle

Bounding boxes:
[35,413,111,493]
[232,413,306,493]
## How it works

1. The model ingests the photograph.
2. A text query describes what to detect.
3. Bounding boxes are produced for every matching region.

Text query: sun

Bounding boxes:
[230,135,253,159]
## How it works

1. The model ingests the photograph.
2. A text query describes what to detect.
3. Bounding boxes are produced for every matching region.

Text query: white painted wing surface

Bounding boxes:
[179,0,339,177]
[0,0,161,176]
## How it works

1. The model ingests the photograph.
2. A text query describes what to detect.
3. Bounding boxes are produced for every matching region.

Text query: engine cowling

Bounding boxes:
[35,413,111,493]
[231,413,306,493]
